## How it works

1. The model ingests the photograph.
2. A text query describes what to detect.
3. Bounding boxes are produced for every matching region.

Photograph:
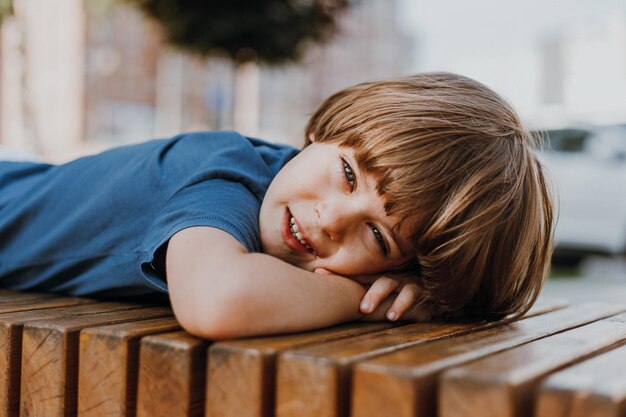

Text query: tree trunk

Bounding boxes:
[233,53,260,136]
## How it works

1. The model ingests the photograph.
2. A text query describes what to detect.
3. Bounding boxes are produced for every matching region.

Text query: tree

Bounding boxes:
[125,0,350,64]
[126,0,352,134]
[0,0,12,25]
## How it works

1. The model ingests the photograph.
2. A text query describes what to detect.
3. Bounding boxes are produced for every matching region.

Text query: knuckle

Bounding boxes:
[371,277,398,291]
[379,276,398,285]
[365,289,389,304]
[392,297,414,313]
[367,291,387,302]
[399,286,419,300]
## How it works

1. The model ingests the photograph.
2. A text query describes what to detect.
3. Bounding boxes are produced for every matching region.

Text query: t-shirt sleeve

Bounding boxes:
[138,178,261,292]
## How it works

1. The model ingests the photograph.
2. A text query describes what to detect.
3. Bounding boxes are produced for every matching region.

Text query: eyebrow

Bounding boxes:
[349,154,405,258]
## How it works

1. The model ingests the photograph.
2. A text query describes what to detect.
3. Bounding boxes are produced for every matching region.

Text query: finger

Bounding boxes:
[314,268,333,275]
[385,284,421,321]
[360,277,400,314]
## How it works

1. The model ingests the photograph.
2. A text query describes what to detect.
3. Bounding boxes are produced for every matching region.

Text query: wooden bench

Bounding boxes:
[0,288,624,417]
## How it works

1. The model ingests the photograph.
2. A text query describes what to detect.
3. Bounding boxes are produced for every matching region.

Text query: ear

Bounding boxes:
[308,132,315,142]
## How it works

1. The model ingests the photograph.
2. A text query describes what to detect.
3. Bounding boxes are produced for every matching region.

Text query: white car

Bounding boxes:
[536,125,626,263]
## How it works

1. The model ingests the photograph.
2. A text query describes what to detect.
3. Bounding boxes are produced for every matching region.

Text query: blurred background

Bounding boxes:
[0,0,625,301]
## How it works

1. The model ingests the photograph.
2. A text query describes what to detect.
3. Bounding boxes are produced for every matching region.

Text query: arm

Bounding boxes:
[166,226,370,340]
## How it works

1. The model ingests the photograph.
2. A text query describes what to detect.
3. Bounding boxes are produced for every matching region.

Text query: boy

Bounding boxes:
[0,72,554,340]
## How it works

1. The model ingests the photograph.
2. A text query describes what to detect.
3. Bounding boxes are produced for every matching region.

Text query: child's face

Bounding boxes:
[259,142,413,276]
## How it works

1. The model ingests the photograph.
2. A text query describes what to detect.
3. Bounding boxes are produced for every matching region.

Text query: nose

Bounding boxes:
[315,198,361,242]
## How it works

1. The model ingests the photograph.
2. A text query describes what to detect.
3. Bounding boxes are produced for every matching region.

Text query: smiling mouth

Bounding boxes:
[289,216,314,252]
[284,209,316,255]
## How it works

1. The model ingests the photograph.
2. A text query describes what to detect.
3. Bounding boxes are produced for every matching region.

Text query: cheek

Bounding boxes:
[320,244,387,276]
[277,164,336,206]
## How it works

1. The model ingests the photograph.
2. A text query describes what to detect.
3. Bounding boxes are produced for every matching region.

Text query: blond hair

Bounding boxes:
[305,72,554,321]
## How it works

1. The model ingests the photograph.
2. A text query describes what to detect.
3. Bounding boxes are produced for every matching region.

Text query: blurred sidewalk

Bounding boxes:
[539,256,626,305]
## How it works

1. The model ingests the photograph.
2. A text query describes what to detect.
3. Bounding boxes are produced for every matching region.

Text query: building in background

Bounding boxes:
[0,0,413,162]
[403,0,626,130]
[258,0,413,145]
[3,0,626,162]
[0,0,85,161]
[542,11,626,126]
[510,9,626,128]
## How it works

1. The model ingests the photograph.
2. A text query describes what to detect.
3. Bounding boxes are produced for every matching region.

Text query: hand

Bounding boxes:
[314,269,431,323]
[359,275,431,322]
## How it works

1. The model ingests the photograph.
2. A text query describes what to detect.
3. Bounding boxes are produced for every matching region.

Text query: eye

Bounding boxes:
[369,224,389,256]
[341,158,356,190]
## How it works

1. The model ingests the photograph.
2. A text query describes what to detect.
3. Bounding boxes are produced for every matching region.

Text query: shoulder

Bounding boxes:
[176,131,298,156]
[173,130,299,181]
[172,130,255,151]
[164,131,294,163]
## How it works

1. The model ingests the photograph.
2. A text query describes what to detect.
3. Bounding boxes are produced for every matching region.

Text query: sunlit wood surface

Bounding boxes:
[0,289,623,417]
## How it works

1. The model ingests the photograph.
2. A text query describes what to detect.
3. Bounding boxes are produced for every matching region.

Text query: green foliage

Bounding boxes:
[0,0,13,25]
[125,0,350,64]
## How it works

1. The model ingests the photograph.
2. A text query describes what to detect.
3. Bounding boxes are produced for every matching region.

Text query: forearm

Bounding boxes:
[166,226,396,340]
[213,252,369,338]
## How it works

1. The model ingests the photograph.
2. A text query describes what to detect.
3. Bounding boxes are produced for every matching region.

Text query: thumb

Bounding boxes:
[314,267,333,275]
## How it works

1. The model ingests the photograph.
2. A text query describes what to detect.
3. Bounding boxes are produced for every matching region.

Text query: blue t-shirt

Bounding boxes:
[0,131,298,300]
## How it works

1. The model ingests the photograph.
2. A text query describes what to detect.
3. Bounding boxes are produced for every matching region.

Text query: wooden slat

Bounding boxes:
[206,299,564,417]
[514,297,569,316]
[277,323,478,417]
[0,300,148,417]
[136,331,210,417]
[77,317,182,417]
[0,291,56,302]
[0,294,94,314]
[275,298,567,417]
[439,311,626,417]
[20,305,173,417]
[535,343,626,417]
[350,302,624,417]
[206,321,397,417]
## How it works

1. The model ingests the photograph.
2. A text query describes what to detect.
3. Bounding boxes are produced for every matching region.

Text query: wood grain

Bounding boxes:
[275,298,567,417]
[207,322,396,417]
[77,317,181,417]
[0,300,147,417]
[0,294,94,314]
[350,302,624,417]
[439,311,626,417]
[0,291,57,303]
[136,331,210,417]
[535,343,626,417]
[20,306,172,417]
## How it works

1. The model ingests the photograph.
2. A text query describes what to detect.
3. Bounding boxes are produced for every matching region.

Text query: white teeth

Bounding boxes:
[289,215,313,252]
